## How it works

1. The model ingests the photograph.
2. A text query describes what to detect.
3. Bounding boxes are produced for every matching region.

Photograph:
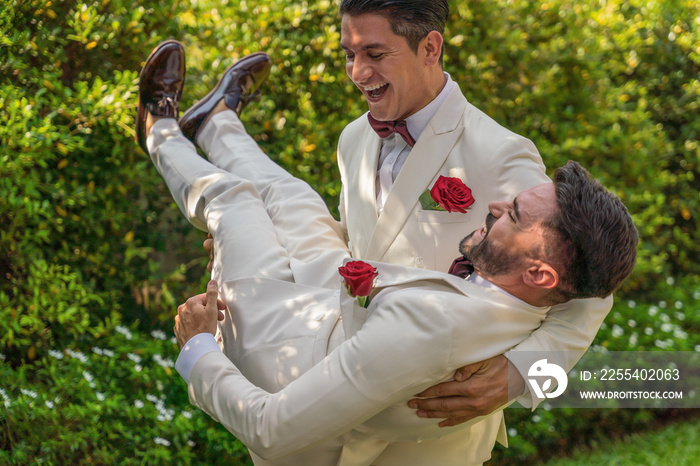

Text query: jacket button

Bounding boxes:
[414,256,424,267]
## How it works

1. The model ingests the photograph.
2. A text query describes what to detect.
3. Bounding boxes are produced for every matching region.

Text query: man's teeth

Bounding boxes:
[482,222,488,234]
[364,83,387,91]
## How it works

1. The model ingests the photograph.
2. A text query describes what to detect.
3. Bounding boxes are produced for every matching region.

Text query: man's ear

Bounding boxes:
[523,263,559,290]
[422,31,443,66]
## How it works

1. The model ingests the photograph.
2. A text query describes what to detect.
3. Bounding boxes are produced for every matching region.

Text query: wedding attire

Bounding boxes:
[336,76,613,455]
[148,112,554,465]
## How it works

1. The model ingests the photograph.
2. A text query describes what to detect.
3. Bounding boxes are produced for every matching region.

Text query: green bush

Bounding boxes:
[0,321,252,465]
[1,0,698,463]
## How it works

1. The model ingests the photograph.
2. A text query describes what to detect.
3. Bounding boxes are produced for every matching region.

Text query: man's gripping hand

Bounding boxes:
[407,355,525,427]
[174,280,226,349]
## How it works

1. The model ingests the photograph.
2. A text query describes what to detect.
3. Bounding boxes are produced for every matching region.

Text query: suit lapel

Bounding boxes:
[347,126,382,257]
[365,89,469,261]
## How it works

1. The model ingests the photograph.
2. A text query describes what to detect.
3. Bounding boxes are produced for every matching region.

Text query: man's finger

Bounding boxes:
[206,280,220,317]
[204,237,214,255]
[413,379,465,398]
[408,395,473,414]
[454,359,486,382]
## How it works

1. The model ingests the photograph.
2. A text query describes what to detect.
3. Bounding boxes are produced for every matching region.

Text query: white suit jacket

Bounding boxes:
[336,86,612,409]
[188,261,551,465]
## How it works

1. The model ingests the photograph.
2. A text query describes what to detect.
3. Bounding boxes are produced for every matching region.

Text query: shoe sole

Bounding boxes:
[179,52,271,144]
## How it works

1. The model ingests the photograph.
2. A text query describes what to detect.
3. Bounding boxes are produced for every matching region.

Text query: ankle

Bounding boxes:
[145,111,168,137]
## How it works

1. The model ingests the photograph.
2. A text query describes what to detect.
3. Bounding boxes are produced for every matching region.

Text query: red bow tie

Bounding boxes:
[367,114,415,147]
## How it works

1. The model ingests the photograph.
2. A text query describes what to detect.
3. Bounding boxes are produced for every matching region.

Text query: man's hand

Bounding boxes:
[204,233,214,272]
[174,280,226,349]
[407,355,525,427]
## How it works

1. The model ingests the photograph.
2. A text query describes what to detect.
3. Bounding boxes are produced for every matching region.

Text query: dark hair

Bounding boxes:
[543,161,638,301]
[339,0,449,63]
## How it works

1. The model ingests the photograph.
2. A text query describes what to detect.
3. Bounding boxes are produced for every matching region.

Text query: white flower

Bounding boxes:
[644,327,653,336]
[612,325,624,338]
[115,325,133,340]
[45,400,54,409]
[648,306,658,316]
[135,364,142,372]
[21,389,38,398]
[666,277,675,285]
[627,319,636,328]
[182,411,193,419]
[673,328,688,340]
[508,428,518,437]
[627,300,636,308]
[48,349,64,359]
[66,349,88,363]
[0,353,6,361]
[661,323,673,333]
[92,347,104,356]
[151,329,167,341]
[187,440,196,447]
[695,345,700,352]
[127,353,142,364]
[628,333,638,347]
[154,354,174,368]
[674,301,683,309]
[134,399,145,408]
[154,437,171,447]
[0,388,10,408]
[659,301,667,308]
[83,371,94,383]
[96,392,106,401]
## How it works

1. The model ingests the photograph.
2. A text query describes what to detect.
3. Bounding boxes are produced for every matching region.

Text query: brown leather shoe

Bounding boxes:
[179,52,272,144]
[136,40,186,154]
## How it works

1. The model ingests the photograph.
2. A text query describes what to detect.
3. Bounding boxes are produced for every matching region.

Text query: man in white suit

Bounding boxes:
[137,41,638,465]
[335,0,616,440]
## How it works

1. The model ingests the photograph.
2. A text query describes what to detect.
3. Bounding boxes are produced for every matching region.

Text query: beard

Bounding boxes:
[459,213,524,277]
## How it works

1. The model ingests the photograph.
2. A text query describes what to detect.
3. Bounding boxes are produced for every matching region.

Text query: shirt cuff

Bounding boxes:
[504,351,535,409]
[175,333,221,383]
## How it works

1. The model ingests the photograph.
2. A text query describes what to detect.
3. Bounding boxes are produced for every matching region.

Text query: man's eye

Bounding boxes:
[368,53,383,60]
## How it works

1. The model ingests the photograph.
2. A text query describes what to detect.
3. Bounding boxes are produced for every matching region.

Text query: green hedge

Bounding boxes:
[1,0,698,463]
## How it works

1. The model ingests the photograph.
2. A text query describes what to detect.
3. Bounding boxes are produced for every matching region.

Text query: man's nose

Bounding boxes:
[488,201,507,218]
[350,56,372,83]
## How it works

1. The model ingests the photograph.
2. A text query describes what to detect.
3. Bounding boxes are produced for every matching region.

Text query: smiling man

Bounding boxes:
[334,0,617,462]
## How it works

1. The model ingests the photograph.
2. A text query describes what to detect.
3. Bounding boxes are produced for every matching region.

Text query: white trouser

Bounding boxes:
[148,116,351,466]
[147,113,350,289]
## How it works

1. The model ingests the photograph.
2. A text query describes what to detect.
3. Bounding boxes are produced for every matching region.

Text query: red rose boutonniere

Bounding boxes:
[338,260,378,308]
[419,176,474,213]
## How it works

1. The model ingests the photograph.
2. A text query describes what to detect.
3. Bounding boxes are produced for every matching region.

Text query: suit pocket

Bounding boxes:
[344,300,371,338]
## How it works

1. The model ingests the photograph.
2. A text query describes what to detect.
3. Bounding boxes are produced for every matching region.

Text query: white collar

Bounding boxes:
[404,72,456,142]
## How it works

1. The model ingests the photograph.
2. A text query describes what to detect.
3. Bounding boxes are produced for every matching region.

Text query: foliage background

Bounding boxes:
[0,0,698,463]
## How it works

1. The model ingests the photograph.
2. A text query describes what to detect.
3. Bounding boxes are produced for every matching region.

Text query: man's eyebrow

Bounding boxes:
[340,43,385,52]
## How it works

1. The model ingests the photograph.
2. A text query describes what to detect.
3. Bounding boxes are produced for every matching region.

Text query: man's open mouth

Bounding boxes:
[364,83,388,99]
